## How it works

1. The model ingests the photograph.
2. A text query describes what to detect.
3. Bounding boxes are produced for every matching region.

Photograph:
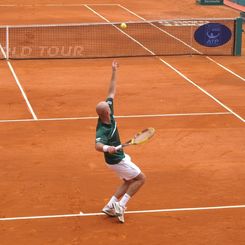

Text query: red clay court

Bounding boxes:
[0,1,245,244]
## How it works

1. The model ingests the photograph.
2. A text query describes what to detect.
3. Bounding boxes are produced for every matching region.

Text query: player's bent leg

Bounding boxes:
[114,172,146,199]
[114,179,131,200]
[126,172,146,197]
[113,173,146,223]
[105,155,145,223]
[103,180,131,218]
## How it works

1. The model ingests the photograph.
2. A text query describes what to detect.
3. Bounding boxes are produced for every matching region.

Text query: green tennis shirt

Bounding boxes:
[96,98,125,165]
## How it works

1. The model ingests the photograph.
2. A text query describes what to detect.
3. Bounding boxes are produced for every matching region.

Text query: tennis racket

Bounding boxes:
[116,127,155,150]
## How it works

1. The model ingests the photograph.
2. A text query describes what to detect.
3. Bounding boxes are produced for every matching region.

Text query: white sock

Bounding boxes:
[107,196,118,208]
[119,193,131,207]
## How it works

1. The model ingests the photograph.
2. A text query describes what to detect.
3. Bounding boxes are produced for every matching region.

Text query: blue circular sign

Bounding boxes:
[194,23,232,47]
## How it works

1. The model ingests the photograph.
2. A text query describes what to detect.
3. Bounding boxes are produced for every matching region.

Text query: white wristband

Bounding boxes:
[103,145,110,152]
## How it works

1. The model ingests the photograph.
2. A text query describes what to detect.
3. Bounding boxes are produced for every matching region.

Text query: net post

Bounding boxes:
[233,17,243,56]
[6,26,9,60]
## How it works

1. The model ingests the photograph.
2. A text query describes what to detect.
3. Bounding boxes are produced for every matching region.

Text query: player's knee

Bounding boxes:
[135,172,146,185]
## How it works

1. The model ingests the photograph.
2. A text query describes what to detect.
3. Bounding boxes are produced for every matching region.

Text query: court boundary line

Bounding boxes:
[0,4,119,7]
[0,112,232,123]
[118,4,245,82]
[0,44,37,120]
[1,204,245,221]
[84,5,244,123]
[6,63,38,120]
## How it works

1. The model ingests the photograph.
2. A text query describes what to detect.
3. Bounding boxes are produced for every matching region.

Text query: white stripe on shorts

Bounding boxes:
[107,154,141,181]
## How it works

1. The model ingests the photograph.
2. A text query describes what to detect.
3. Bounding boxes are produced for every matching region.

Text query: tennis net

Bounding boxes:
[0,18,242,59]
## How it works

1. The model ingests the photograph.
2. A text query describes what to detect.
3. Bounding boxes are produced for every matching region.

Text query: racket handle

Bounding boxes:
[115,145,123,151]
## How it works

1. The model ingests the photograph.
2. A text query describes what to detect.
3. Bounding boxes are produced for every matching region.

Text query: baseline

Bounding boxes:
[1,204,245,221]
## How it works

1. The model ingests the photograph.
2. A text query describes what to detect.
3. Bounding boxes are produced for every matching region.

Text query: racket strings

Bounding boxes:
[133,128,155,144]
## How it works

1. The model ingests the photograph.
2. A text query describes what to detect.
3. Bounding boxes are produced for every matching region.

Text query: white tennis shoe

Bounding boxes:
[112,202,125,223]
[102,205,116,217]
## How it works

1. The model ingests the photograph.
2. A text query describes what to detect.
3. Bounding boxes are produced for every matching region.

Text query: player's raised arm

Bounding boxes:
[107,60,119,99]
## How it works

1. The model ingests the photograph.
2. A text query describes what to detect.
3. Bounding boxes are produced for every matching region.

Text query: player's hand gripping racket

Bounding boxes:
[115,128,155,151]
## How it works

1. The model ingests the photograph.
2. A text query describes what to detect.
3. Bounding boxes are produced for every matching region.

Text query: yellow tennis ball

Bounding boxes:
[120,23,127,29]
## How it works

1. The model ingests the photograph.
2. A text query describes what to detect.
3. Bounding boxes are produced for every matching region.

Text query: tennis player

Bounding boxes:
[95,60,145,223]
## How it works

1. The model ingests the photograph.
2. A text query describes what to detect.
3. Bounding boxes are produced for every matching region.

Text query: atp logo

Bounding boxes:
[194,23,232,47]
[206,27,221,46]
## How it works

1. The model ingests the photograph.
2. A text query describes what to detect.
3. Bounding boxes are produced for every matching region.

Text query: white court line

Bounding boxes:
[45,4,118,7]
[0,44,37,120]
[7,63,38,120]
[0,112,232,123]
[0,5,16,7]
[0,4,119,7]
[205,56,245,82]
[84,5,244,123]
[115,112,231,118]
[118,4,245,82]
[82,4,119,6]
[0,44,6,58]
[1,204,245,221]
[157,58,245,123]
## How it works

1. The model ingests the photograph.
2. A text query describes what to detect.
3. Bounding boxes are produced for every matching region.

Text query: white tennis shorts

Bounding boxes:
[106,154,141,181]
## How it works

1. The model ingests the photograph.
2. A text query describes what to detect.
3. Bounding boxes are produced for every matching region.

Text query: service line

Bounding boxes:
[0,112,232,123]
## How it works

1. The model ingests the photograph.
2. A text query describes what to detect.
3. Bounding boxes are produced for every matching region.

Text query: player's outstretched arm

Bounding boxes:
[107,60,119,99]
